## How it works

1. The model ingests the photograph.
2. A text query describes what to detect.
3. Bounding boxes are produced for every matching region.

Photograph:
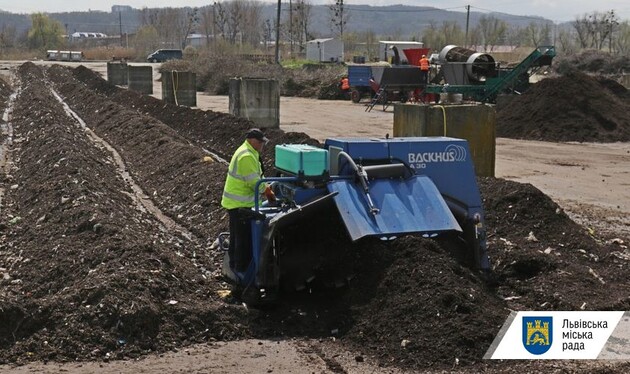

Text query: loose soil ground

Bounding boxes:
[0,62,628,373]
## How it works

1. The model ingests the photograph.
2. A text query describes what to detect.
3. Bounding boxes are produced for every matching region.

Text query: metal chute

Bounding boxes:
[328,175,462,241]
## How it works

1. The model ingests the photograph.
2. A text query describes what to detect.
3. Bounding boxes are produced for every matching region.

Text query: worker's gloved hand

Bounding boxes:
[264,185,276,203]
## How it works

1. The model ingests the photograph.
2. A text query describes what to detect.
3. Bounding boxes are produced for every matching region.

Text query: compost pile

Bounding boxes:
[0,63,628,373]
[0,76,9,112]
[497,71,630,142]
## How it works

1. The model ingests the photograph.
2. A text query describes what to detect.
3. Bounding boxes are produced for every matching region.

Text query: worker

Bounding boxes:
[419,54,430,85]
[339,76,350,99]
[340,76,350,91]
[221,128,276,272]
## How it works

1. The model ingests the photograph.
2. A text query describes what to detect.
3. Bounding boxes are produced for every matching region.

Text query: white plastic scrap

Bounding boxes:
[588,267,605,284]
[526,231,539,242]
[499,238,515,247]
[611,251,630,261]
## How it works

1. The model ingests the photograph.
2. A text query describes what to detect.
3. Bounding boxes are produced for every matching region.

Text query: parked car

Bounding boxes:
[147,49,183,63]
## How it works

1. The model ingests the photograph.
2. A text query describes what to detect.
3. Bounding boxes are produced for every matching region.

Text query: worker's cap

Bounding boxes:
[422,55,426,58]
[246,128,269,143]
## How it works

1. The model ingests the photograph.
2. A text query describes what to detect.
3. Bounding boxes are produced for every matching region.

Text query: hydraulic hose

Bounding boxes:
[336,151,379,215]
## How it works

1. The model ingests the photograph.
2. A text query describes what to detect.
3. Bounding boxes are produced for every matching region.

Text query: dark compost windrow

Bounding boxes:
[0,63,628,372]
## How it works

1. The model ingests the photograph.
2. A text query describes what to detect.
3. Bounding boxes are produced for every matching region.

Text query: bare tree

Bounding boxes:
[557,28,576,54]
[0,24,17,52]
[213,1,263,47]
[588,11,616,50]
[615,21,630,55]
[180,8,199,49]
[360,29,377,60]
[134,25,159,56]
[572,16,590,48]
[604,10,619,52]
[421,21,461,50]
[329,0,348,38]
[224,0,243,44]
[573,10,618,50]
[199,5,215,48]
[159,8,192,49]
[297,0,313,47]
[477,15,507,51]
[467,27,482,49]
[263,19,273,49]
[139,7,160,27]
[287,0,312,53]
[386,28,404,42]
[525,21,551,47]
[214,2,228,41]
[137,7,196,48]
[441,21,464,46]
[504,25,527,48]
[420,21,442,51]
[240,1,264,47]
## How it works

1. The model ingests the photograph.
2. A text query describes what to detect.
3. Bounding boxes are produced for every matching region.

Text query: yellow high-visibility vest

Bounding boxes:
[221,140,265,209]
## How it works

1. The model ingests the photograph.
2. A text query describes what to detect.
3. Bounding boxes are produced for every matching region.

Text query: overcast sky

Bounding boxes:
[1,0,629,22]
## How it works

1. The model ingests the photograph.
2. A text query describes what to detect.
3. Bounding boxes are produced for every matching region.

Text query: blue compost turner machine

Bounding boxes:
[219,137,490,303]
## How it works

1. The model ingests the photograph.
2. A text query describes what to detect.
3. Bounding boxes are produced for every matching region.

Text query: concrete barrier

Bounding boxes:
[229,78,280,129]
[393,103,496,177]
[161,71,196,107]
[107,61,128,85]
[127,66,153,94]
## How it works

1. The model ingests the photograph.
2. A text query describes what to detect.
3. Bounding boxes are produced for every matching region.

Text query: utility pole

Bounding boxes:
[464,5,470,48]
[275,0,282,64]
[289,0,293,56]
[338,0,345,36]
[119,11,123,47]
[340,0,344,37]
[213,2,217,48]
[610,22,613,53]
[609,11,617,54]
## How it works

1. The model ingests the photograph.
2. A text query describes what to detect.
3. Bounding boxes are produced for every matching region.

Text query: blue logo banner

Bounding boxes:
[522,316,553,355]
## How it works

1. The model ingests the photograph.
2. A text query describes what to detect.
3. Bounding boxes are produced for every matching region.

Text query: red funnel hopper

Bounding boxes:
[403,48,431,66]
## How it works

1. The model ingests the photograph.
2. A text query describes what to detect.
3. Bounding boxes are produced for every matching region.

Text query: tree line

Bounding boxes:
[1,1,628,58]
[416,10,628,55]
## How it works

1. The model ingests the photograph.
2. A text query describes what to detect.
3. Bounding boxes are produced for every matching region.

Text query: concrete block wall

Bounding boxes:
[393,103,496,177]
[229,78,280,129]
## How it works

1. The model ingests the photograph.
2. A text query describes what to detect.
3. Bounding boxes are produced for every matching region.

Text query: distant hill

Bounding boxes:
[0,8,140,36]
[272,4,549,38]
[0,4,551,41]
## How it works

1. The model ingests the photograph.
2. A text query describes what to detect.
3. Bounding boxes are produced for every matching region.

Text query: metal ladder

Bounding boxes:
[365,87,387,112]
